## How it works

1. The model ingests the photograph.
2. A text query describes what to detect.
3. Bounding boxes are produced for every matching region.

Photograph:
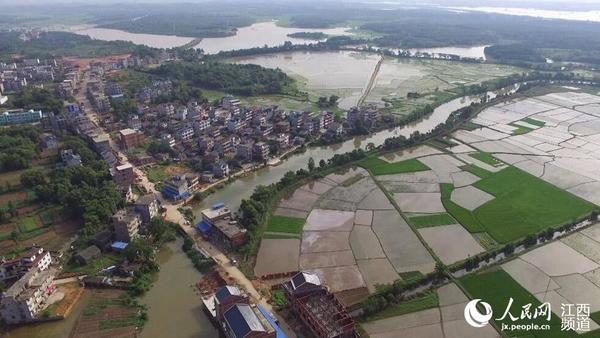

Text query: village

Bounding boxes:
[0,51,381,337]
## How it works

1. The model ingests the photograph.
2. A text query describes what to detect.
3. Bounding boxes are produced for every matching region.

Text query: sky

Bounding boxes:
[2,0,600,9]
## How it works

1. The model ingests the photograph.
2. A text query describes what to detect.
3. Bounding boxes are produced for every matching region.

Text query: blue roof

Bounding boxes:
[111,241,128,250]
[195,220,212,235]
[257,304,287,338]
[215,285,241,303]
[224,304,265,338]
[212,202,225,209]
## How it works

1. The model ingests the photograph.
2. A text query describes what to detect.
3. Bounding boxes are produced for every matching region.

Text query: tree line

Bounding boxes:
[150,61,293,96]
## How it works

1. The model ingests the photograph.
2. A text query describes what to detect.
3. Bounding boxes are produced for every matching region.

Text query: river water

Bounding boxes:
[71,22,352,52]
[139,237,218,338]
[1,84,516,338]
[73,27,197,49]
[192,85,517,217]
[194,22,352,54]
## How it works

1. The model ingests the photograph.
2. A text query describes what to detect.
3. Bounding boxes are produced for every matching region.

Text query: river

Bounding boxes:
[192,85,518,218]
[70,21,352,52]
[194,21,352,54]
[139,237,218,338]
[72,27,197,49]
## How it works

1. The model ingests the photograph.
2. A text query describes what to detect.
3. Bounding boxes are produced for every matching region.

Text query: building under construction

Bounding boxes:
[283,272,356,338]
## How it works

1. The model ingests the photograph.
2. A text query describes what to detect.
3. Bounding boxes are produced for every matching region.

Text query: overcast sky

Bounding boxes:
[2,0,600,8]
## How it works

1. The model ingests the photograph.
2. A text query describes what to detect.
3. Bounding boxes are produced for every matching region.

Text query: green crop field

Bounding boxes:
[522,117,546,127]
[469,152,503,167]
[17,216,43,233]
[442,167,597,243]
[362,291,439,322]
[265,215,305,235]
[440,183,485,233]
[359,157,429,176]
[407,213,456,228]
[460,269,593,338]
[509,124,534,135]
[473,166,596,243]
[460,164,494,179]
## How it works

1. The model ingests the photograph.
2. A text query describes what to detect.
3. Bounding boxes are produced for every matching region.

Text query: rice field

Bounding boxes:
[265,215,305,235]
[359,157,430,176]
[406,213,456,228]
[460,269,572,338]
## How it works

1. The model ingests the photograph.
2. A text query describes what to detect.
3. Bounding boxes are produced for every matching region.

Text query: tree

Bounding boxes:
[124,238,155,262]
[307,157,315,172]
[329,95,339,105]
[319,159,326,168]
[20,169,46,188]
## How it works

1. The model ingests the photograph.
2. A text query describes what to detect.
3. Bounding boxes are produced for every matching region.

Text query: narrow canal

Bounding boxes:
[140,237,218,338]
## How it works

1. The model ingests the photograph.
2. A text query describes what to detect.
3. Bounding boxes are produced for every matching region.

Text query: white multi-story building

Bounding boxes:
[0,247,56,324]
[0,267,57,324]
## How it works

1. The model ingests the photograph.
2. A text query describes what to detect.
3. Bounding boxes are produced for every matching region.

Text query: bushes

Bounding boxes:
[0,125,40,173]
[181,234,214,273]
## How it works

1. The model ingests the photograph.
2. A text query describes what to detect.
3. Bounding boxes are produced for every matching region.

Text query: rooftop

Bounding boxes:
[119,128,137,136]
[213,218,246,240]
[223,303,268,338]
[291,271,321,290]
[201,205,231,221]
[116,163,133,171]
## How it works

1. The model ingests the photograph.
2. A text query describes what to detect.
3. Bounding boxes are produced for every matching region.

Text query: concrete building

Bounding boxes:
[161,174,199,201]
[283,272,356,338]
[119,128,145,150]
[222,303,276,338]
[112,209,141,243]
[0,267,57,324]
[222,95,241,111]
[114,163,135,186]
[176,126,195,142]
[236,142,254,161]
[60,149,82,167]
[196,204,246,249]
[160,133,176,148]
[134,194,161,224]
[253,142,270,161]
[0,247,52,284]
[0,109,42,126]
[205,285,285,338]
[212,160,230,178]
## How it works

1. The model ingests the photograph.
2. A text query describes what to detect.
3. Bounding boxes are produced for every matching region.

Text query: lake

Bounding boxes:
[230,50,380,109]
[231,51,520,110]
[73,27,196,49]
[194,21,353,54]
[71,21,352,52]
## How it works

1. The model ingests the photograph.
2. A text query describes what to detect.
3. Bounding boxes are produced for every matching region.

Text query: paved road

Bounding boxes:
[74,66,297,336]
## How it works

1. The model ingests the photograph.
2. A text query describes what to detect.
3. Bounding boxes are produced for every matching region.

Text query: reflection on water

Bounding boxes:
[406,45,489,60]
[73,27,196,49]
[195,21,352,54]
[139,237,217,338]
[231,50,380,109]
[71,21,352,52]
